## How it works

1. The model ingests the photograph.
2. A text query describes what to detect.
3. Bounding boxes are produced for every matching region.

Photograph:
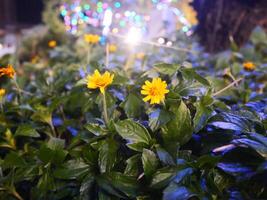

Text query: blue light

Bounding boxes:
[114,2,121,8]
[84,4,90,10]
[100,36,106,45]
[61,10,67,16]
[71,19,78,25]
[135,15,141,22]
[182,26,189,32]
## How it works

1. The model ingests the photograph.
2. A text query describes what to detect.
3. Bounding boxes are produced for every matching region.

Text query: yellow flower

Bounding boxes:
[180,0,198,26]
[87,70,114,94]
[0,64,15,78]
[243,61,256,71]
[0,88,5,98]
[141,78,169,104]
[108,44,117,53]
[48,40,57,48]
[84,34,100,44]
[31,55,40,64]
[135,52,145,60]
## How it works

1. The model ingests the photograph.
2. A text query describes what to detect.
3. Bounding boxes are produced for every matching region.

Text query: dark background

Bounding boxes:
[0,0,43,29]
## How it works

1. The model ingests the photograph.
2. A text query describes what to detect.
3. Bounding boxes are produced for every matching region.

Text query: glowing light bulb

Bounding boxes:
[166,41,173,47]
[125,27,142,46]
[103,9,113,27]
[158,37,165,44]
[112,28,119,33]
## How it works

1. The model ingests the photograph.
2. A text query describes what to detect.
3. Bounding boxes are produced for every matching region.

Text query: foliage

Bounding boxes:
[0,8,266,200]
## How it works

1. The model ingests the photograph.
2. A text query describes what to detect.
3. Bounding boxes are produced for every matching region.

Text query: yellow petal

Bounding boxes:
[87,82,97,89]
[94,70,101,77]
[143,95,151,102]
[145,80,152,86]
[141,90,149,95]
[110,74,114,82]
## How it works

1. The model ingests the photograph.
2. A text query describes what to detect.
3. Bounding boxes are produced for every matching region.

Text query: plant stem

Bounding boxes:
[162,101,167,109]
[0,100,3,113]
[13,78,22,102]
[124,53,135,75]
[212,78,243,97]
[49,121,57,137]
[102,91,109,126]
[105,43,110,67]
[86,45,91,66]
[11,187,24,200]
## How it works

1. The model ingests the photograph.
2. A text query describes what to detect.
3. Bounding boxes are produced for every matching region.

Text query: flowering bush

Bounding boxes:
[0,24,266,200]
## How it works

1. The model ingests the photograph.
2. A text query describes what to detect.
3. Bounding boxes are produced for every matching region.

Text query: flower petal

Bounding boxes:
[143,95,151,102]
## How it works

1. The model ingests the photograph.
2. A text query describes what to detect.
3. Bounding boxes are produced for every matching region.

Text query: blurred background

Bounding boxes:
[0,0,266,53]
[0,0,43,29]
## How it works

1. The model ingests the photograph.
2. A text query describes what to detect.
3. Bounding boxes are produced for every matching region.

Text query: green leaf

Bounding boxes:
[112,70,129,85]
[98,138,119,173]
[80,175,95,199]
[115,119,152,152]
[85,123,109,136]
[38,145,54,164]
[163,184,194,200]
[180,68,210,86]
[37,172,55,191]
[149,109,174,131]
[163,101,193,154]
[233,138,267,158]
[193,98,213,133]
[156,146,175,166]
[195,155,221,169]
[173,168,193,184]
[121,93,143,118]
[209,112,254,133]
[82,145,99,168]
[98,190,112,200]
[250,26,267,45]
[15,124,40,138]
[248,133,267,147]
[151,167,177,189]
[38,145,68,165]
[125,155,141,176]
[51,149,68,165]
[31,105,52,125]
[47,137,65,150]
[54,160,89,180]
[4,152,26,168]
[142,149,158,178]
[154,63,180,76]
[97,172,139,198]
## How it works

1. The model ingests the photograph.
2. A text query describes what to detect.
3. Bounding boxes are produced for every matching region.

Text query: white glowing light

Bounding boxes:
[115,13,121,19]
[158,37,165,44]
[112,28,119,33]
[75,6,81,12]
[166,41,173,47]
[125,27,142,45]
[0,43,3,50]
[103,9,113,27]
[102,27,110,35]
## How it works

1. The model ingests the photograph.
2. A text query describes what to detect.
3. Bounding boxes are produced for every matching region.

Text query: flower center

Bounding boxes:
[149,87,160,96]
[95,78,107,87]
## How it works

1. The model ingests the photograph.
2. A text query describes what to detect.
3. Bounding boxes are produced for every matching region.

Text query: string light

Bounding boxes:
[57,0,196,47]
[125,27,142,46]
[158,37,165,45]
